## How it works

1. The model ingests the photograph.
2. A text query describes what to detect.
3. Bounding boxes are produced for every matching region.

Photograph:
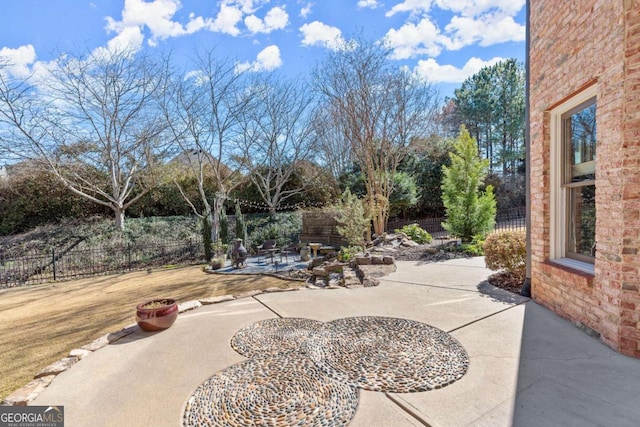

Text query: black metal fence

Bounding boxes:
[0,239,203,288]
[386,206,526,239]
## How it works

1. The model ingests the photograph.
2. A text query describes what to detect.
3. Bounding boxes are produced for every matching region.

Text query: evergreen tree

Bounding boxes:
[219,206,229,245]
[441,126,497,242]
[235,203,248,245]
[334,188,369,248]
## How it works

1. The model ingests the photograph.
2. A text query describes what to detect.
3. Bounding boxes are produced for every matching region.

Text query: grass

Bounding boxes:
[0,265,301,401]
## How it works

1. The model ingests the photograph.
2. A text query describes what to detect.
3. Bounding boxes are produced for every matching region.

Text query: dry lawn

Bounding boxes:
[0,266,300,401]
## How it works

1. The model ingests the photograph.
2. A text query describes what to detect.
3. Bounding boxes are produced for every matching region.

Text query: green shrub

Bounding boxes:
[244,211,302,249]
[460,234,485,256]
[441,126,497,242]
[338,245,363,263]
[484,231,526,276]
[394,223,432,244]
[334,188,369,247]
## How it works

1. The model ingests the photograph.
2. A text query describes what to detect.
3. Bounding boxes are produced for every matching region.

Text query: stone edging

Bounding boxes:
[0,287,301,406]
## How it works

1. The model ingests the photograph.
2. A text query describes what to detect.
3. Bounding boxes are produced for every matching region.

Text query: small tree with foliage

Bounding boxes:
[219,207,229,245]
[235,203,248,245]
[334,188,369,248]
[441,126,497,242]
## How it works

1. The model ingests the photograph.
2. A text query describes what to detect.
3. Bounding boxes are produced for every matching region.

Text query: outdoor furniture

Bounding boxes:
[257,239,277,263]
[280,241,300,263]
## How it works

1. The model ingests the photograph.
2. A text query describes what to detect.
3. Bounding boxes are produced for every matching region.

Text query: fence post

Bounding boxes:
[127,243,132,271]
[52,248,57,281]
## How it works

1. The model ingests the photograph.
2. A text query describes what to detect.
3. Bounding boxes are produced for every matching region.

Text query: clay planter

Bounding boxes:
[136,298,178,332]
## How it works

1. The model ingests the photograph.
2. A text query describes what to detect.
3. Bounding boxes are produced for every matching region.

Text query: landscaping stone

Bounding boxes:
[81,334,111,352]
[371,255,384,264]
[234,290,264,299]
[199,295,235,305]
[2,375,56,406]
[35,357,79,379]
[312,267,328,277]
[69,349,92,360]
[355,256,371,265]
[383,256,394,265]
[178,300,203,313]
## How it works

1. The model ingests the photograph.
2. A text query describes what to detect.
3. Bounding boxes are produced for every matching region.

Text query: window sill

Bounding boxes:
[550,258,595,276]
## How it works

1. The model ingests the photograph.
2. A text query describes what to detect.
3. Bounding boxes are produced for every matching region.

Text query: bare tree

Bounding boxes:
[160,50,249,245]
[236,76,318,218]
[314,36,440,235]
[0,49,170,231]
[311,102,353,179]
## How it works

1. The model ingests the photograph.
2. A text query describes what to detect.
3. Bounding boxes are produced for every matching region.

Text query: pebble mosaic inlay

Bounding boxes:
[230,318,325,358]
[305,316,469,392]
[184,316,469,425]
[182,353,359,427]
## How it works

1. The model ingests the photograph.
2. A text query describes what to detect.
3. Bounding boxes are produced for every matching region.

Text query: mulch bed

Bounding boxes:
[487,271,525,295]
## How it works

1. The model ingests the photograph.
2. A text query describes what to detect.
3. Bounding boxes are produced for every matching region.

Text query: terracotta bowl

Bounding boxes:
[136,298,178,332]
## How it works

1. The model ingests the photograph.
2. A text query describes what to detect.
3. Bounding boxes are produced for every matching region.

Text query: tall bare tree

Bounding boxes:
[236,76,318,218]
[160,50,249,245]
[0,49,170,231]
[311,102,353,179]
[314,36,439,235]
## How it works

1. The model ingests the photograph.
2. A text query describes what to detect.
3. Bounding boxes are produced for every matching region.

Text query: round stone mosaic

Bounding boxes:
[183,353,359,427]
[230,318,325,358]
[304,316,469,392]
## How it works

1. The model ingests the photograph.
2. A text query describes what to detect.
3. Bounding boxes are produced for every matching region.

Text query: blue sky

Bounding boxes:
[0,0,525,97]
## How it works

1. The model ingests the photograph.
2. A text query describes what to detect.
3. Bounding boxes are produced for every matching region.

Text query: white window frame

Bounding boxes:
[549,85,597,275]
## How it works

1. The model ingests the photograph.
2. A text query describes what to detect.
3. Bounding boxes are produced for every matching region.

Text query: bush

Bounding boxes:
[461,235,486,256]
[338,245,363,263]
[334,188,369,247]
[394,223,432,244]
[484,231,526,276]
[244,211,302,249]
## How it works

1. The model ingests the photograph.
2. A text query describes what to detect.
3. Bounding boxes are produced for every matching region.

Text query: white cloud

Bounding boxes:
[299,21,345,50]
[384,18,444,59]
[0,45,36,78]
[386,0,434,17]
[105,0,208,47]
[434,0,525,17]
[236,45,282,72]
[245,6,289,34]
[413,56,503,83]
[207,4,243,36]
[300,2,313,18]
[384,0,525,57]
[358,0,381,9]
[103,26,145,54]
[445,14,525,48]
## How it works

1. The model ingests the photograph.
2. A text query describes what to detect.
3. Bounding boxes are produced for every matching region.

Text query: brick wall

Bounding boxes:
[530,0,640,357]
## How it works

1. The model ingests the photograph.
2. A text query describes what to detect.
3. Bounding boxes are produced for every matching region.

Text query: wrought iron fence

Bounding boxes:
[386,206,527,238]
[0,239,203,288]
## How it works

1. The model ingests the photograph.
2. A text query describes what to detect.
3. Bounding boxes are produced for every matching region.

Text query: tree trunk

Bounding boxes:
[114,208,125,232]
[212,195,225,244]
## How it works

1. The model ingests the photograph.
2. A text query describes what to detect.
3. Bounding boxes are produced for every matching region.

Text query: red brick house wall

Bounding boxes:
[529,0,640,357]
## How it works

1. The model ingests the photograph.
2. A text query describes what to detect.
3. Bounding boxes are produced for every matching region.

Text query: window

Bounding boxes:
[550,86,597,273]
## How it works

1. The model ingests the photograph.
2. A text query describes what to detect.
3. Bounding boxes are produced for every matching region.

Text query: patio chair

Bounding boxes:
[280,241,300,263]
[257,239,277,263]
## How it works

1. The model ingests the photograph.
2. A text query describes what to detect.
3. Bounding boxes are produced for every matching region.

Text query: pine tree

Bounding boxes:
[441,126,497,242]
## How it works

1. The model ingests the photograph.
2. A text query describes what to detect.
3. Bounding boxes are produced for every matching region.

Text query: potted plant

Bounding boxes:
[136,298,179,332]
[209,242,228,270]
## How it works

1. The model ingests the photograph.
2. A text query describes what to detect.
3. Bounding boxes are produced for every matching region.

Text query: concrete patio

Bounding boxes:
[29,257,640,426]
